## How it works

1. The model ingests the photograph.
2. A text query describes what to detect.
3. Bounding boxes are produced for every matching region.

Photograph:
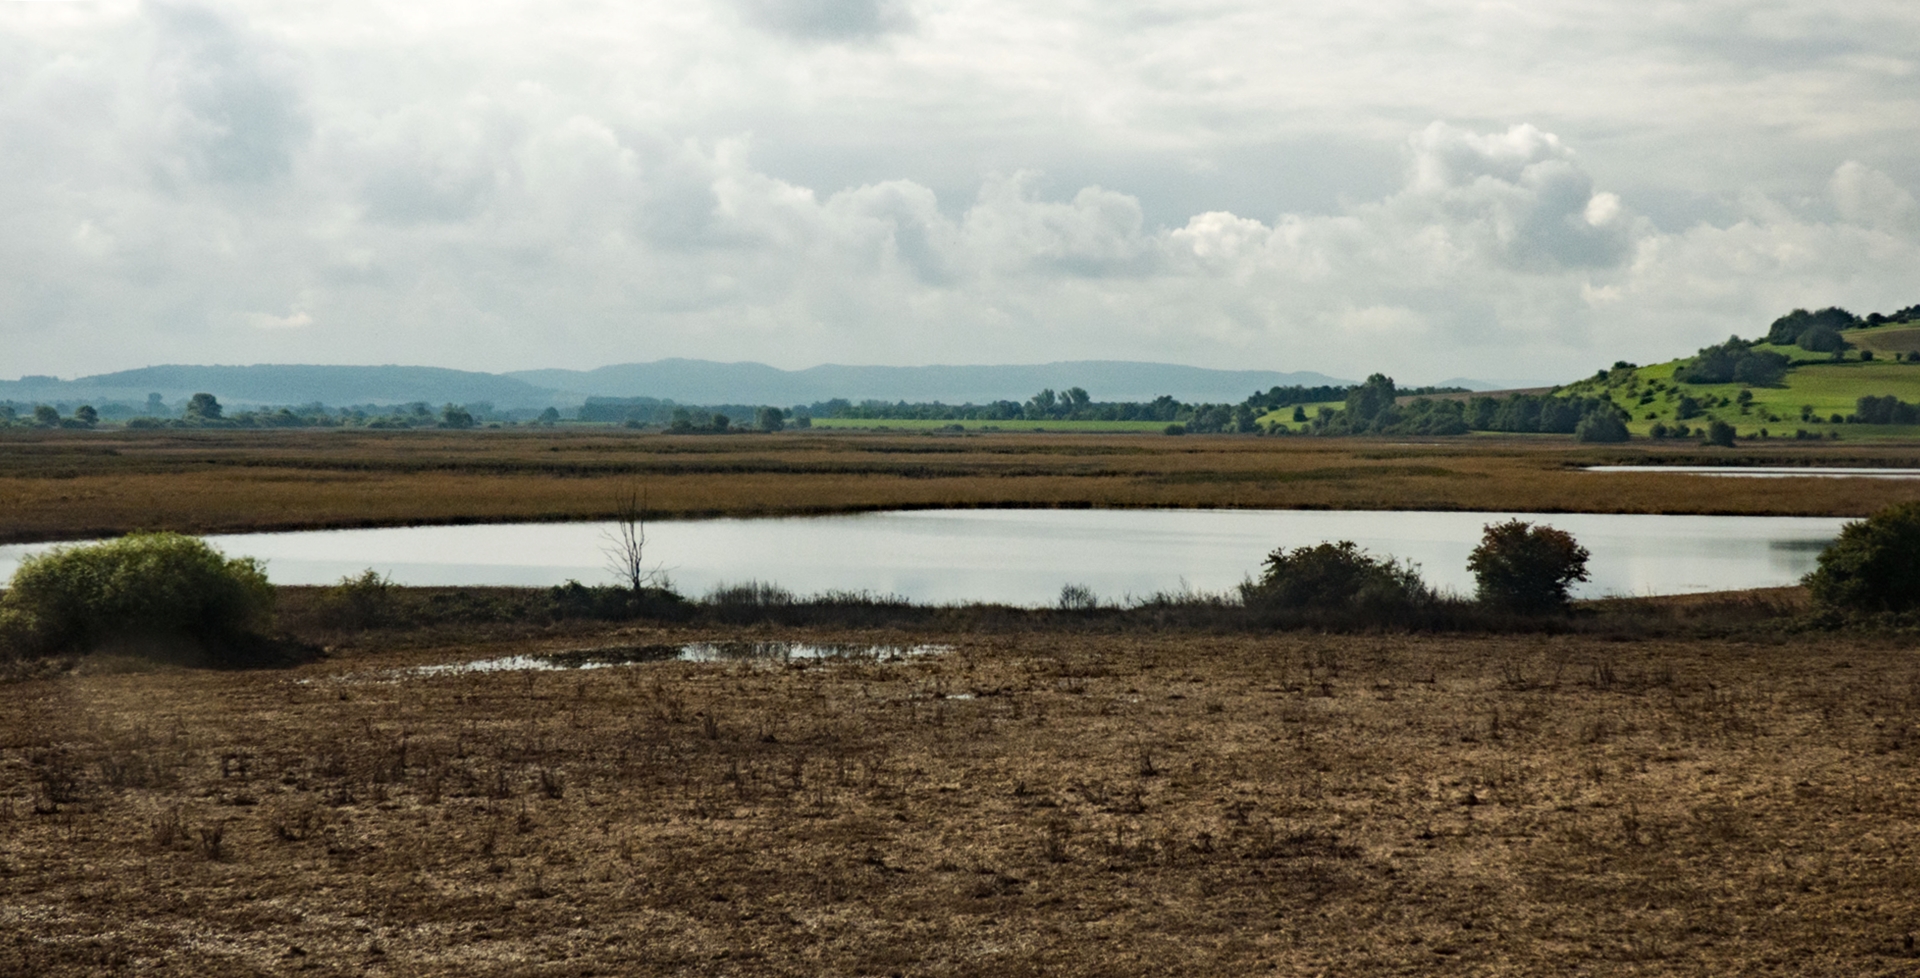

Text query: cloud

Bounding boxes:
[1831,161,1920,237]
[733,0,910,41]
[147,3,309,185]
[1,2,1917,387]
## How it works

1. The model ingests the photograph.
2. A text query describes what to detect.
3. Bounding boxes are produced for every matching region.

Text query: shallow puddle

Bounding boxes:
[409,641,953,676]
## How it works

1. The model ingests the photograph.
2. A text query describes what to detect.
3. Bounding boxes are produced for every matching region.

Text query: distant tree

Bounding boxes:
[1344,374,1398,427]
[1766,306,1859,347]
[33,405,59,426]
[73,405,98,428]
[439,404,475,429]
[711,414,731,433]
[1467,521,1591,613]
[1675,395,1703,419]
[1705,419,1736,447]
[1026,389,1058,419]
[538,407,562,425]
[667,408,691,432]
[185,393,223,420]
[1574,407,1629,442]
[1064,387,1091,410]
[1804,502,1920,614]
[0,406,15,423]
[754,406,785,432]
[1291,405,1307,423]
[144,393,166,417]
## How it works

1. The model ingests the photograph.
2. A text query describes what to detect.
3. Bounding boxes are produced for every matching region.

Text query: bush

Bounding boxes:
[0,533,274,662]
[1804,502,1920,614]
[1467,520,1590,613]
[1246,541,1431,611]
[316,568,397,630]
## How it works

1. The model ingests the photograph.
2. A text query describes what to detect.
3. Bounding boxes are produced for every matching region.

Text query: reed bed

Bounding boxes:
[4,625,1920,975]
[6,428,1920,543]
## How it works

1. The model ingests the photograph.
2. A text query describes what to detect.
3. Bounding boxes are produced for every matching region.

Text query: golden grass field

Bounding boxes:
[6,427,1920,544]
[7,615,1920,976]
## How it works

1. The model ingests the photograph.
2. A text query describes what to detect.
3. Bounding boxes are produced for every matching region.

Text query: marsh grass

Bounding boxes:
[6,428,1920,546]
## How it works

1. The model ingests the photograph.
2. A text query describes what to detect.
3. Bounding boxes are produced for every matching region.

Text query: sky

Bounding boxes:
[2,0,1917,387]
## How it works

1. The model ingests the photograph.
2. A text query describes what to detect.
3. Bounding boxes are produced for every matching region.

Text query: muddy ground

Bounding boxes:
[5,623,1920,976]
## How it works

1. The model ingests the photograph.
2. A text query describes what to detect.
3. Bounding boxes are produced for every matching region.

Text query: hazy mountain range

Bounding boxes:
[0,360,1412,410]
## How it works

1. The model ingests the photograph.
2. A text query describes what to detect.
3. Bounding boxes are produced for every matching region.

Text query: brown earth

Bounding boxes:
[6,621,1920,976]
[6,427,1920,544]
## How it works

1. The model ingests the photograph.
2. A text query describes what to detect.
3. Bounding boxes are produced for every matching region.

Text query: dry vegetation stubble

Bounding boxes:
[5,629,1920,974]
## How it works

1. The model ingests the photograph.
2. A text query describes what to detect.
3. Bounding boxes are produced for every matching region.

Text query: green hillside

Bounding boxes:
[1562,318,1920,440]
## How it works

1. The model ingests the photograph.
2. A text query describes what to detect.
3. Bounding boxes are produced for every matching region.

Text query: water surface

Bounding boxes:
[0,509,1844,604]
[1587,466,1920,479]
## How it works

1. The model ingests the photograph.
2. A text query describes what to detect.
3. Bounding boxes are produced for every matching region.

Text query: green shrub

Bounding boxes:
[1467,520,1590,613]
[0,533,274,662]
[316,568,397,630]
[1246,541,1431,611]
[1804,502,1920,614]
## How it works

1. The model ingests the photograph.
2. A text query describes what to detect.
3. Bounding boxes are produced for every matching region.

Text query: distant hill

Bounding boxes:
[0,365,557,410]
[1,359,1355,412]
[508,360,1354,406]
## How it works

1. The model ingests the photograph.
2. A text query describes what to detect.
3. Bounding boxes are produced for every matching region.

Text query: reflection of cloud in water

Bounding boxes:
[0,509,1847,606]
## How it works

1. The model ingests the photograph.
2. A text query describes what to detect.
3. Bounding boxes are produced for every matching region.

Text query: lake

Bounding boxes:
[0,509,1846,606]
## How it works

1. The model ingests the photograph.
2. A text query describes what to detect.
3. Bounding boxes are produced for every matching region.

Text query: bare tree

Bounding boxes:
[603,487,667,592]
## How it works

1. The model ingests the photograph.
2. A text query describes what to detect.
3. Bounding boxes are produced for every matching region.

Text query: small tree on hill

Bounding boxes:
[1705,419,1736,447]
[1467,520,1590,613]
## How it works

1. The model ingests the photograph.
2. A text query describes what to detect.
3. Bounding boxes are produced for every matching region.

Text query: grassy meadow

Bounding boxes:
[8,426,1920,545]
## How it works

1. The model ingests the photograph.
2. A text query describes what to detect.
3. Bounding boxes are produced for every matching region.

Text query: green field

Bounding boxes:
[806,417,1173,433]
[1551,323,1920,440]
[1254,400,1344,431]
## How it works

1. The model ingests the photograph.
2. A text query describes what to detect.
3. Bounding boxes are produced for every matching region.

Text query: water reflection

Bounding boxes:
[1588,466,1920,479]
[0,508,1846,604]
[411,641,951,676]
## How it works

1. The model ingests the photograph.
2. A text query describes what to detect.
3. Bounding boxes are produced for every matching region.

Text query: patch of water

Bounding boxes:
[409,641,952,676]
[0,508,1848,602]
[1587,465,1920,479]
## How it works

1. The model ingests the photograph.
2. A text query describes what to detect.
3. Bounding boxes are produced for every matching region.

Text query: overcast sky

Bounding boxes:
[3,0,1917,385]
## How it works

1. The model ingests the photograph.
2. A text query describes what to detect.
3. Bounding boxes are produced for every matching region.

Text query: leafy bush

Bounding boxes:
[1467,521,1590,613]
[0,533,274,662]
[1246,541,1431,611]
[1804,502,1920,614]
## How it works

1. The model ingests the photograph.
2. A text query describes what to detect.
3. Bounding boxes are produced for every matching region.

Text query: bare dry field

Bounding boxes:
[6,621,1920,976]
[6,427,1920,543]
